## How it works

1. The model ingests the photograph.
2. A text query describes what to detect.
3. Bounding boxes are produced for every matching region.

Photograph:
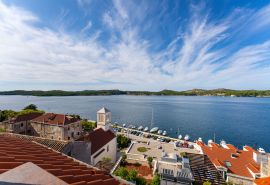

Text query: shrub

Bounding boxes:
[114,167,128,178]
[136,176,147,185]
[137,147,148,152]
[203,181,212,185]
[127,169,138,181]
[151,174,160,185]
[147,156,153,168]
[134,162,141,167]
[121,154,127,166]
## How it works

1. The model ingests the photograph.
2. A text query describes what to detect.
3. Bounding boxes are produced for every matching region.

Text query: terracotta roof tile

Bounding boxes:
[78,128,115,155]
[0,134,122,185]
[197,141,260,178]
[31,113,80,125]
[8,112,43,123]
[254,177,270,185]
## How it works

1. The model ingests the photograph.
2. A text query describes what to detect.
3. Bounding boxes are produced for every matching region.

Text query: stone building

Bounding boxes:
[0,113,43,134]
[30,113,82,140]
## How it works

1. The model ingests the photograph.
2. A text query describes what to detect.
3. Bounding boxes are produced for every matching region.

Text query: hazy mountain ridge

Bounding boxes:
[0,89,270,97]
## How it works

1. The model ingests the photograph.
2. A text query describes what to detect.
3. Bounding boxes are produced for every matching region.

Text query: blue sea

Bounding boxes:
[0,95,269,151]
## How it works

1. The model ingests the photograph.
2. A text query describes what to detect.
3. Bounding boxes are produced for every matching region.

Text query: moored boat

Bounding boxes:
[123,124,126,127]
[178,135,182,140]
[162,131,167,136]
[138,126,144,130]
[150,127,159,133]
[158,130,163,135]
[184,134,190,141]
[144,127,149,132]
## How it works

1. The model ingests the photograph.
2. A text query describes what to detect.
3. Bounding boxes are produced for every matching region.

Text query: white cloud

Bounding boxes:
[81,20,92,33]
[0,1,270,90]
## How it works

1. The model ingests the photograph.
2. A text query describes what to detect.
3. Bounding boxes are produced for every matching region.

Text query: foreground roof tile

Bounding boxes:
[0,134,122,185]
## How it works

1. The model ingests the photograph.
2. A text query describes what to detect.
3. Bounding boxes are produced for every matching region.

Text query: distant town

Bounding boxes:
[0,105,269,185]
[1,89,270,97]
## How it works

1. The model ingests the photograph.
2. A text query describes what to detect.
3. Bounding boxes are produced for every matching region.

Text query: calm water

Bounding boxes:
[0,95,270,151]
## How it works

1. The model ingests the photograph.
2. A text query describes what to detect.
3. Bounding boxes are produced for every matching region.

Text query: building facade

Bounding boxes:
[0,112,83,141]
[30,113,82,140]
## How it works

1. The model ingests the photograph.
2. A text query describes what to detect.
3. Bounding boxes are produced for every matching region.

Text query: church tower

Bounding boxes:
[96,107,111,131]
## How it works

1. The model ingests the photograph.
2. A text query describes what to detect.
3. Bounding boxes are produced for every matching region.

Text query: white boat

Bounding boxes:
[198,137,203,142]
[184,134,190,141]
[258,148,266,153]
[138,126,143,130]
[158,130,163,135]
[178,135,182,140]
[123,124,126,127]
[131,125,136,129]
[162,131,167,136]
[150,127,159,133]
[144,127,149,132]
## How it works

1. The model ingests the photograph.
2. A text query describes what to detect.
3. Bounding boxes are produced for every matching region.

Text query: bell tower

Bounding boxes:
[96,107,111,131]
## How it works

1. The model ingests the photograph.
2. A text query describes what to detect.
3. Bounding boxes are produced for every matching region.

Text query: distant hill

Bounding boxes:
[0,89,270,97]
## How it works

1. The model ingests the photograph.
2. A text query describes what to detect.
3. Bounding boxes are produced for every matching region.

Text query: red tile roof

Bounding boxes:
[197,141,260,178]
[0,134,122,185]
[78,128,115,155]
[9,112,43,123]
[31,113,80,125]
[254,177,270,185]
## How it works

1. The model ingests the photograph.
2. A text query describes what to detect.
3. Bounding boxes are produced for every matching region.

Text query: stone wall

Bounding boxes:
[227,174,253,185]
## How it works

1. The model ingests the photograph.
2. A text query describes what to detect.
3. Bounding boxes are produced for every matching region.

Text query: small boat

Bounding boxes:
[158,130,163,135]
[150,127,159,133]
[178,135,182,140]
[258,148,266,153]
[198,137,203,142]
[138,126,144,131]
[123,124,126,127]
[144,127,149,132]
[162,131,167,136]
[184,134,190,141]
[131,125,136,129]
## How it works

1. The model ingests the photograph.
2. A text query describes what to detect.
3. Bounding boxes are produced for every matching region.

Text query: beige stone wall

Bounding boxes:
[64,121,82,141]
[227,174,253,185]
[260,155,270,177]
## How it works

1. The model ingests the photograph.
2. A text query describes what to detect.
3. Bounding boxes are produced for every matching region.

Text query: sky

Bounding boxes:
[0,0,270,91]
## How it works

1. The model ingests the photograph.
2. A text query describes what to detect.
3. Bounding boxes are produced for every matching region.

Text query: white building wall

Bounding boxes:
[90,137,117,166]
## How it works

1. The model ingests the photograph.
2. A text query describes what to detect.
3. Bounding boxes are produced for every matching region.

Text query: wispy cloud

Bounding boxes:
[0,1,270,90]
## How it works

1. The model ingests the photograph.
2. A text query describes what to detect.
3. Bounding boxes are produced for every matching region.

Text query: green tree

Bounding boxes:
[23,104,37,110]
[147,156,153,168]
[0,110,17,121]
[117,135,131,149]
[81,120,96,131]
[151,174,160,185]
[203,181,212,185]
